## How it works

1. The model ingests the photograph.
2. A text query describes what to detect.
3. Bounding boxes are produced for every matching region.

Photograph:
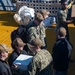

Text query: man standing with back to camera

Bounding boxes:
[56,0,74,41]
[52,27,73,75]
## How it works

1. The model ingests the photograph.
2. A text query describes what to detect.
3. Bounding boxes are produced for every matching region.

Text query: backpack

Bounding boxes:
[11,22,33,43]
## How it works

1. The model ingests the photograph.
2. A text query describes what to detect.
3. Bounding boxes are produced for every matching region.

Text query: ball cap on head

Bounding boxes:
[35,12,44,22]
[27,38,43,50]
[40,9,50,16]
[0,44,12,54]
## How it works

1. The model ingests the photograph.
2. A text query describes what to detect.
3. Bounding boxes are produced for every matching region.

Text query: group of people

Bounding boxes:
[0,0,75,75]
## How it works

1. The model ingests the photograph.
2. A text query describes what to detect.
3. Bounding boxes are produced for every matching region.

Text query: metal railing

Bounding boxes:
[0,0,16,11]
[16,0,61,16]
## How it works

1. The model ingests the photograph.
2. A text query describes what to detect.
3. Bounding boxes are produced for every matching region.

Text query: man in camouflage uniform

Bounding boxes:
[27,38,53,75]
[27,12,47,49]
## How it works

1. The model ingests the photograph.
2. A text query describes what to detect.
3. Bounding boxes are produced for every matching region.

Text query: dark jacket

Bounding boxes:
[8,50,29,75]
[0,60,12,75]
[52,38,72,71]
[8,50,27,67]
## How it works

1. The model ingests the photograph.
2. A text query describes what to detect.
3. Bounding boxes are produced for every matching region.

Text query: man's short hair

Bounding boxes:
[57,27,66,37]
[13,38,25,47]
[27,38,43,50]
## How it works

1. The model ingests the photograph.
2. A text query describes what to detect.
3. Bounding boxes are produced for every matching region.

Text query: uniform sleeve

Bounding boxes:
[30,58,37,75]
[28,27,38,42]
[39,25,46,47]
[57,11,66,22]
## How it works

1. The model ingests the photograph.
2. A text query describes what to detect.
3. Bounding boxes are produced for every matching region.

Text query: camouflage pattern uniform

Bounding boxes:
[29,49,53,75]
[28,22,47,48]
